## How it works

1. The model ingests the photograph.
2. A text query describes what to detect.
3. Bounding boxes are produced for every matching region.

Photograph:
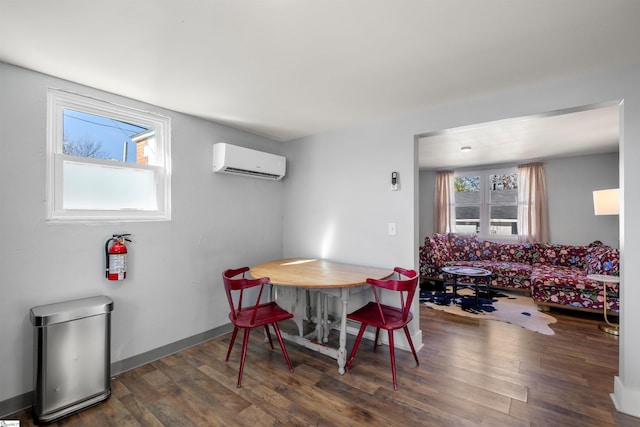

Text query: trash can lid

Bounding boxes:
[30,295,114,327]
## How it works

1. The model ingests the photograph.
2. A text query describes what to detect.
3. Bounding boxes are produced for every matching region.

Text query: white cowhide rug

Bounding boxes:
[422,289,558,335]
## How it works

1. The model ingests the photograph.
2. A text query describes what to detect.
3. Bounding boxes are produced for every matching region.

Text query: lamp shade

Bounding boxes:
[593,188,619,215]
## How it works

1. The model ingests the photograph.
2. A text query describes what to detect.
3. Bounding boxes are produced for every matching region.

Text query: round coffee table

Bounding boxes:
[441,266,492,309]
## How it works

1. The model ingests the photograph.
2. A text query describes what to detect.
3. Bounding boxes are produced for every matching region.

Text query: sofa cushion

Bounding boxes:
[480,261,532,281]
[432,233,453,263]
[585,244,620,275]
[530,282,619,312]
[530,243,588,268]
[421,236,445,268]
[531,264,606,292]
[530,263,619,312]
[445,233,482,261]
[482,241,533,264]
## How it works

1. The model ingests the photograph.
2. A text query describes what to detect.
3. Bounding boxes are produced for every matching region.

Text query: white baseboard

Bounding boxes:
[612,376,640,418]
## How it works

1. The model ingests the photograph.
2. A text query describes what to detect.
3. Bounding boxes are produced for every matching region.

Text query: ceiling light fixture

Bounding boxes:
[460,146,472,152]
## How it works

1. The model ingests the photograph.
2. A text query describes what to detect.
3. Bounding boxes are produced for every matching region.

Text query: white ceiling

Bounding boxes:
[0,1,636,167]
[418,102,620,169]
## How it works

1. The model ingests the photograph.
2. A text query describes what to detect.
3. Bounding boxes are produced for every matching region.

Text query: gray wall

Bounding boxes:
[281,124,415,268]
[2,58,640,418]
[419,152,620,247]
[419,170,436,242]
[0,62,285,406]
[546,153,619,247]
[280,123,421,345]
[282,62,640,417]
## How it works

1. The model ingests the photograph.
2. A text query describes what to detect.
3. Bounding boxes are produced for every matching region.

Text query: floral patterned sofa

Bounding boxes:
[419,233,620,314]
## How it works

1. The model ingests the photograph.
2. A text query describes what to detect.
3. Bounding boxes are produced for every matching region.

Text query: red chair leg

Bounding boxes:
[346,323,367,370]
[264,324,275,349]
[237,328,251,388]
[271,322,294,373]
[403,326,420,366]
[373,327,381,352]
[226,326,239,361]
[388,330,397,390]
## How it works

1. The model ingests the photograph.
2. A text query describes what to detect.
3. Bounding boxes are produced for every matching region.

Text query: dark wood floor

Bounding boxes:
[9,305,640,426]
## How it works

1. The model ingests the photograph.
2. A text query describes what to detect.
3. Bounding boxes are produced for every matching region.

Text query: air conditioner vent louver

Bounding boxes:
[212,143,286,180]
[224,167,282,180]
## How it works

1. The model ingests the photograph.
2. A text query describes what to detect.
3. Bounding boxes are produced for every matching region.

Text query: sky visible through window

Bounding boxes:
[63,109,148,163]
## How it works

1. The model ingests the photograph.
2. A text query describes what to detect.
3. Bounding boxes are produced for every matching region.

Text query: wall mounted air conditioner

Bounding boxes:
[212,143,286,180]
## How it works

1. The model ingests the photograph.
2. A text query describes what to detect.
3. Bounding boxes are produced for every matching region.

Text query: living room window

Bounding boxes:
[454,168,517,239]
[46,89,171,221]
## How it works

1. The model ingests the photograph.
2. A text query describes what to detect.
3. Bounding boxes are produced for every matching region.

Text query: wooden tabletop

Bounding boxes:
[250,258,393,288]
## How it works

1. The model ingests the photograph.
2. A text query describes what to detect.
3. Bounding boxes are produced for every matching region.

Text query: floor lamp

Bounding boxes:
[590,188,620,335]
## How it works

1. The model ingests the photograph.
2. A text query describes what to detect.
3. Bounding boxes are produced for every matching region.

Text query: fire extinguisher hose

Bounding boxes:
[105,238,113,278]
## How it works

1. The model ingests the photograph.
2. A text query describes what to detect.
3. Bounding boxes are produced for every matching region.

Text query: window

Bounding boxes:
[454,168,517,239]
[47,89,171,221]
[453,175,481,234]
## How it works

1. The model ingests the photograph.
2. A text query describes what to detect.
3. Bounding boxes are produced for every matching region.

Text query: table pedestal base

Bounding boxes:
[272,285,359,375]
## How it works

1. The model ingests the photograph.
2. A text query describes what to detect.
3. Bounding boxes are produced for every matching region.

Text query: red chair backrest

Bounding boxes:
[222,267,271,325]
[366,267,418,325]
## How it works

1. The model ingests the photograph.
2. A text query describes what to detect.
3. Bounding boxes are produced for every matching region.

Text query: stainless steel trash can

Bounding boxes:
[30,296,114,423]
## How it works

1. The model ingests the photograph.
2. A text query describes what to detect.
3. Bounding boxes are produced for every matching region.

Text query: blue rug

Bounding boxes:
[420,289,500,314]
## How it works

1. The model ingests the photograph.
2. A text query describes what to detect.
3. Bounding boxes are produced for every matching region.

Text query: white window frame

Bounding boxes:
[46,88,171,222]
[454,167,518,241]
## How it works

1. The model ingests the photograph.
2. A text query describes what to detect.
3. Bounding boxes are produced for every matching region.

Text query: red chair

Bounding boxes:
[346,267,420,390]
[223,267,294,387]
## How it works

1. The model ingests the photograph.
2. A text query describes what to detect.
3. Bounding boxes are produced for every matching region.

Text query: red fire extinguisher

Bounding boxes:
[105,234,131,280]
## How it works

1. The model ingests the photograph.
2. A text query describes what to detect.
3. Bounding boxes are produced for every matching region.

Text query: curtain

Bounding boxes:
[434,170,454,234]
[517,162,549,243]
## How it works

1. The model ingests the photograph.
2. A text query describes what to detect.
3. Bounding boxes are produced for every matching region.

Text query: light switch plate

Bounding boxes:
[388,222,397,235]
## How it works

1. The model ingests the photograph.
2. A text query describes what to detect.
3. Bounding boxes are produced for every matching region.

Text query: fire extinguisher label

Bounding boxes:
[109,253,127,280]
